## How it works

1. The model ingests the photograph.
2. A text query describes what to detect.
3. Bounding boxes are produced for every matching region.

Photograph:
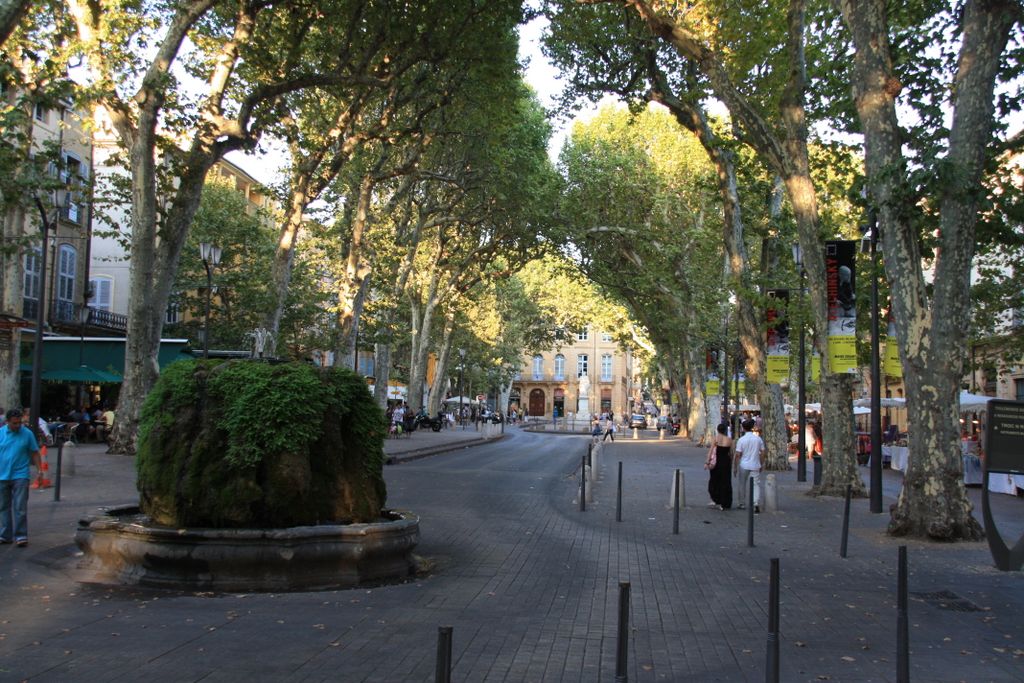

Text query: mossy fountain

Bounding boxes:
[75,360,419,591]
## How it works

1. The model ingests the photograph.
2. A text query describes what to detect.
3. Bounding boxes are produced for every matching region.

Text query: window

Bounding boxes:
[532,355,544,380]
[601,331,613,342]
[56,245,76,321]
[576,327,589,341]
[601,353,613,381]
[357,353,375,377]
[23,249,41,319]
[34,103,47,123]
[577,354,588,377]
[165,299,179,325]
[89,276,113,311]
[61,154,87,224]
[554,354,565,380]
[1017,378,1024,402]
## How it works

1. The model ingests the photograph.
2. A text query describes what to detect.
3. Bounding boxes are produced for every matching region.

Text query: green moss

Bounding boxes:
[136,360,387,528]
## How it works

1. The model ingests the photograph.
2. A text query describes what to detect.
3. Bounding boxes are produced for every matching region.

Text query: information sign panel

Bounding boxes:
[985,399,1024,475]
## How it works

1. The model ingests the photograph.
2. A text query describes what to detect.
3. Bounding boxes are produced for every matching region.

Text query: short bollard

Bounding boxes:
[840,484,852,558]
[61,439,75,476]
[764,473,777,512]
[747,477,755,548]
[812,455,822,486]
[672,469,681,535]
[616,461,623,522]
[435,625,453,683]
[615,581,631,682]
[897,545,909,683]
[659,427,665,441]
[53,441,64,502]
[765,558,780,683]
[585,467,594,503]
[580,456,587,512]
[632,427,638,440]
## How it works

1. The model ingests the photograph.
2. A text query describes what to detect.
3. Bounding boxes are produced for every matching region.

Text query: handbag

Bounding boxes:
[705,447,717,470]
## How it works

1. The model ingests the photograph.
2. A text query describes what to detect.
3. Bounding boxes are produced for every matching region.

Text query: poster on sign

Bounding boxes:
[884,306,902,378]
[825,240,857,373]
[766,289,790,384]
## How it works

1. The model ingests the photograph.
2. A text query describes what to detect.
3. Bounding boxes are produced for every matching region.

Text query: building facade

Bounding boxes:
[511,326,635,420]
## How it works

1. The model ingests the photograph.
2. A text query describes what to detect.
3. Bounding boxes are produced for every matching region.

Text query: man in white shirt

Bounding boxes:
[733,418,766,513]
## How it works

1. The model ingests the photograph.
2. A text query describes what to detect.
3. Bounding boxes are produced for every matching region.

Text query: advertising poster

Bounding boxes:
[766,289,791,384]
[811,351,821,382]
[826,240,858,374]
[706,374,720,396]
[730,374,746,400]
[884,307,902,378]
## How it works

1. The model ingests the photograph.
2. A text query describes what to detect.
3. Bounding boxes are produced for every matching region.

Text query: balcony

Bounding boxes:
[44,301,128,334]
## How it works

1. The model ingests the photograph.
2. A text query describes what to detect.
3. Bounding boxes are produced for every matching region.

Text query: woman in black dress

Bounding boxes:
[705,422,733,510]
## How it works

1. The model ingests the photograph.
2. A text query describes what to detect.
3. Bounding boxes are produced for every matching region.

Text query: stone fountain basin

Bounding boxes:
[75,505,420,592]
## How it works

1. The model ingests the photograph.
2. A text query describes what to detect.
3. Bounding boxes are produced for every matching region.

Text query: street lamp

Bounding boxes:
[458,348,466,430]
[77,303,90,406]
[861,208,883,513]
[792,243,807,483]
[29,191,67,439]
[199,242,222,359]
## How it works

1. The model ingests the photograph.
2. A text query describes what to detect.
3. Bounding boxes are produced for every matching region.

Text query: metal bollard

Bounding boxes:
[615,581,631,682]
[747,477,755,548]
[580,455,587,512]
[765,558,780,683]
[53,441,63,502]
[840,484,852,558]
[673,469,681,535]
[435,625,453,683]
[897,546,909,683]
[616,461,623,522]
[632,427,638,440]
[764,473,778,512]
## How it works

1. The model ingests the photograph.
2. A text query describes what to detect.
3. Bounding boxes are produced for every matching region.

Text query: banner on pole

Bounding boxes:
[766,289,791,384]
[884,306,902,378]
[706,374,720,395]
[826,240,858,374]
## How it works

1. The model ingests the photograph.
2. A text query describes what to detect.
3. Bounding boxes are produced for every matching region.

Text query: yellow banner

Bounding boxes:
[706,377,720,395]
[829,336,858,374]
[730,378,746,398]
[767,355,790,384]
[884,337,902,378]
[811,354,821,382]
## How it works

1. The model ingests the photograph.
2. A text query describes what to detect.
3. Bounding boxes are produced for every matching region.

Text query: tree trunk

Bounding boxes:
[835,0,1011,539]
[373,341,391,410]
[264,187,307,341]
[426,310,456,415]
[406,272,440,413]
[686,347,708,444]
[0,205,26,410]
[817,374,865,496]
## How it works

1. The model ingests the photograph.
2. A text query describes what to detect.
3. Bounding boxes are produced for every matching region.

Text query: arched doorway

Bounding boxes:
[529,389,545,417]
[553,388,565,418]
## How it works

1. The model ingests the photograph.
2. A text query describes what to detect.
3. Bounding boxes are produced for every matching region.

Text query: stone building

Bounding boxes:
[510,326,635,420]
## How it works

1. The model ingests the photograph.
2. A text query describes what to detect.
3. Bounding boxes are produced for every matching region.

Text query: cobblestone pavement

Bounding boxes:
[0,428,1021,682]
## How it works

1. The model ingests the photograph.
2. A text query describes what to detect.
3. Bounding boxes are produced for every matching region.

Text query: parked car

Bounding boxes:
[629,414,647,429]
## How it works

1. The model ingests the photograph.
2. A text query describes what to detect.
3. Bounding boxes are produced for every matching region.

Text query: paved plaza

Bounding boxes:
[1,426,1022,681]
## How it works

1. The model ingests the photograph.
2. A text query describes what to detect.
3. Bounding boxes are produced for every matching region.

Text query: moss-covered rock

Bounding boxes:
[136,360,387,528]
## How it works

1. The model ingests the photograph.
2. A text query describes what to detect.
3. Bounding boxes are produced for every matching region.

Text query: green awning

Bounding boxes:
[42,365,123,383]
[21,337,193,379]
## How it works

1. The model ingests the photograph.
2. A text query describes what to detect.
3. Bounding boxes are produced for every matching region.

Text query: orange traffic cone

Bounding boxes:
[32,444,52,489]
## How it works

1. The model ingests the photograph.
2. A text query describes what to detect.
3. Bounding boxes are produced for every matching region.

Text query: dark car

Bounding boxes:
[629,414,647,429]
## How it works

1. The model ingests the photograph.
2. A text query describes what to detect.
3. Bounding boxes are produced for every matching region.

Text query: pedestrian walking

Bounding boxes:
[705,422,733,509]
[602,417,615,442]
[0,408,43,547]
[733,418,765,513]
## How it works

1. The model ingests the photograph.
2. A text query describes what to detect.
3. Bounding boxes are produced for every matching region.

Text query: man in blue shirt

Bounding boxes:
[0,408,42,547]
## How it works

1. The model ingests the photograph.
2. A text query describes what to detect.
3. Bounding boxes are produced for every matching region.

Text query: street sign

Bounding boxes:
[982,398,1024,571]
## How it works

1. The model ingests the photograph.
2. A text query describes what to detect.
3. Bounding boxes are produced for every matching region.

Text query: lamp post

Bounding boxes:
[722,316,730,430]
[199,242,222,359]
[792,243,807,482]
[77,303,90,407]
[862,209,883,513]
[29,192,66,439]
[458,348,466,430]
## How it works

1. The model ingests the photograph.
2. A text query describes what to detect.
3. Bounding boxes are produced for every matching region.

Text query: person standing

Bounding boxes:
[0,409,42,547]
[733,418,765,513]
[705,423,733,509]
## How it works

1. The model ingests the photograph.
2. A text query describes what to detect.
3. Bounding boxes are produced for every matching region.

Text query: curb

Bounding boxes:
[385,434,507,465]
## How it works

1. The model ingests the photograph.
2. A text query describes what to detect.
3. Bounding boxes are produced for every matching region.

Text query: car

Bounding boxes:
[629,414,647,429]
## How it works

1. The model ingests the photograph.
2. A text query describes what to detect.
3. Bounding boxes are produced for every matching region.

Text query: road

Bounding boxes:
[0,428,1022,681]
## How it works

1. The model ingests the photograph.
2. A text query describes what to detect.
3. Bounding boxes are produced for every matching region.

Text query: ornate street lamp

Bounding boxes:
[792,242,808,483]
[199,242,222,359]
[29,191,68,439]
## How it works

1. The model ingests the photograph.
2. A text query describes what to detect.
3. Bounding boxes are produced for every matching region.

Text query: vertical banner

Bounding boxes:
[811,351,821,382]
[706,374,720,396]
[884,306,902,378]
[825,240,858,373]
[730,374,746,400]
[766,289,791,384]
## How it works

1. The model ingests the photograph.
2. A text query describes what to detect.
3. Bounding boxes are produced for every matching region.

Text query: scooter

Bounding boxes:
[414,414,444,432]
